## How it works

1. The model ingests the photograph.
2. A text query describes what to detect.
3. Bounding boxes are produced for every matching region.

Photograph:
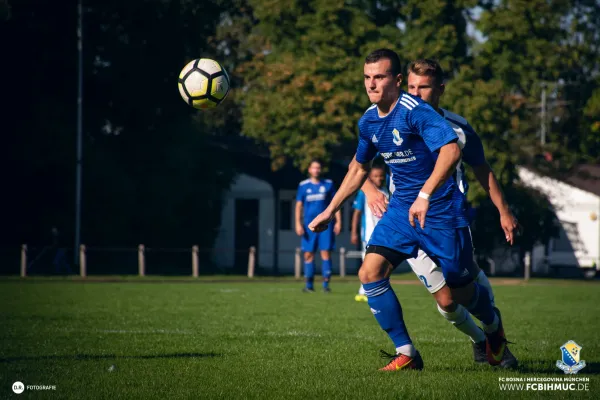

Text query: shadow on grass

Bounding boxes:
[0,352,221,363]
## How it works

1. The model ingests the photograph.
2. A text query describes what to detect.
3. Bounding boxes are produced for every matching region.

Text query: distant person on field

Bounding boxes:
[295,160,341,293]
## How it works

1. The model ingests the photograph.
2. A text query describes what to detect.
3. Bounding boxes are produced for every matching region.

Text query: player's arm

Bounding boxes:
[360,178,388,218]
[472,163,518,244]
[295,200,305,237]
[325,157,370,215]
[334,210,342,235]
[409,142,460,228]
[420,143,461,196]
[309,121,377,233]
[326,183,343,235]
[351,209,361,245]
[309,157,371,232]
[461,127,518,244]
[409,105,462,228]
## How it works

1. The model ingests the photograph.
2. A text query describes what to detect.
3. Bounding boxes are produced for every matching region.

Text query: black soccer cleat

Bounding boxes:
[500,343,518,369]
[473,340,487,363]
[323,287,331,293]
[302,287,315,293]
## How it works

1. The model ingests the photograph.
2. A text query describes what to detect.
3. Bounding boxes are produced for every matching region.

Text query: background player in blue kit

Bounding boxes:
[309,49,508,371]
[296,160,341,293]
[361,59,518,368]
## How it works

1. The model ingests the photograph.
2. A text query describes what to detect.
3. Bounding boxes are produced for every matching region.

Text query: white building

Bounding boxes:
[211,168,357,274]
[490,165,600,276]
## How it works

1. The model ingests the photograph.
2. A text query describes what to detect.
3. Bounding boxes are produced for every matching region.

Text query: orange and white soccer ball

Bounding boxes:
[178,58,230,109]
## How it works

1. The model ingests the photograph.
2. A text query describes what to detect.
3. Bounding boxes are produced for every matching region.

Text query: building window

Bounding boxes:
[279,199,293,230]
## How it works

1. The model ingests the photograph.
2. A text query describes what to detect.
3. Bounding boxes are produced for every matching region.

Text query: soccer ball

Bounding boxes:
[178,58,230,109]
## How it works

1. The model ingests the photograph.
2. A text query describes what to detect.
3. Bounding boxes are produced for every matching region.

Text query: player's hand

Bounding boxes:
[500,212,519,245]
[308,210,334,233]
[334,221,342,235]
[351,233,359,245]
[409,197,429,229]
[295,224,305,237]
[367,190,389,218]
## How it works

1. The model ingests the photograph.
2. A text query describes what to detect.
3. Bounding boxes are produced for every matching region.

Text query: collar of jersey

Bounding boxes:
[377,95,401,119]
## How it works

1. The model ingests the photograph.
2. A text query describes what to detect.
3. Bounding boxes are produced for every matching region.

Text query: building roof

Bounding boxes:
[523,160,600,197]
[207,134,351,190]
[561,164,600,197]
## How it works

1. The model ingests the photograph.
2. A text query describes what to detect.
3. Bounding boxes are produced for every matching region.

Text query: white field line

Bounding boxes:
[97,329,193,334]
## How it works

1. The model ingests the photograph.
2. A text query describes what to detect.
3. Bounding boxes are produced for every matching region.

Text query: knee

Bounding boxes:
[358,264,385,284]
[436,298,456,313]
[434,287,456,312]
[304,252,314,263]
[320,251,330,261]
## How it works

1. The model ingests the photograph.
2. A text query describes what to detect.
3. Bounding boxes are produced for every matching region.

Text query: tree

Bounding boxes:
[2,0,238,261]
[474,0,600,169]
[231,0,405,170]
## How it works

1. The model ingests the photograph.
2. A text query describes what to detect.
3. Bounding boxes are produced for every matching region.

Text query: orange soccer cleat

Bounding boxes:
[378,350,424,371]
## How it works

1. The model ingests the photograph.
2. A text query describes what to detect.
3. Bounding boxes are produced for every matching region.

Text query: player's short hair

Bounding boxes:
[407,59,445,86]
[365,49,402,77]
[308,159,322,168]
[371,164,385,172]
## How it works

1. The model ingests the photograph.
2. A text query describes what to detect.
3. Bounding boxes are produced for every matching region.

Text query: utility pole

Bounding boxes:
[540,82,547,146]
[74,0,83,266]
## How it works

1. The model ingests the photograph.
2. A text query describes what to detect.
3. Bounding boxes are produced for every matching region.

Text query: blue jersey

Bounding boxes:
[356,91,468,229]
[296,179,336,225]
[439,108,486,197]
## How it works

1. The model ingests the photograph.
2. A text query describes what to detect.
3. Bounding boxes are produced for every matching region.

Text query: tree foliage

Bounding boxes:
[231,0,405,170]
[5,0,599,268]
[4,0,237,256]
[219,0,599,258]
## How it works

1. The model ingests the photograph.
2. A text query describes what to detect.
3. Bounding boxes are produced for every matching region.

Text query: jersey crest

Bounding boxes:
[392,128,403,146]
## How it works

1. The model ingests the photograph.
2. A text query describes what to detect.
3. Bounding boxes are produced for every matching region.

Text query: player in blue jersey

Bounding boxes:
[296,160,342,293]
[361,59,518,368]
[351,164,390,302]
[309,49,507,371]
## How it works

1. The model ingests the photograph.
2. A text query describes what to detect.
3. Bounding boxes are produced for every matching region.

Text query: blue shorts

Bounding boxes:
[368,207,473,288]
[302,223,335,252]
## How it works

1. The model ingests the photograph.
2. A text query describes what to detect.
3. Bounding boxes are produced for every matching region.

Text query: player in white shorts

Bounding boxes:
[361,59,519,368]
[350,164,390,302]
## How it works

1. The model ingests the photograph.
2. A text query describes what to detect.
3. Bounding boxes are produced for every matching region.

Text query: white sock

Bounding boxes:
[358,285,365,295]
[396,344,416,358]
[483,313,499,333]
[437,304,485,343]
[476,270,495,307]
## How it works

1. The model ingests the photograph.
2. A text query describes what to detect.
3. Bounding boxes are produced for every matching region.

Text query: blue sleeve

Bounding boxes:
[295,185,304,203]
[353,190,365,211]
[409,105,458,152]
[356,121,378,164]
[461,128,486,167]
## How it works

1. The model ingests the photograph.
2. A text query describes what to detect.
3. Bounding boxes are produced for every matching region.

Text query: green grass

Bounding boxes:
[0,278,599,399]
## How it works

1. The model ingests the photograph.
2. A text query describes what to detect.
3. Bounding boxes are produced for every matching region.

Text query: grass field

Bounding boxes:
[0,277,599,399]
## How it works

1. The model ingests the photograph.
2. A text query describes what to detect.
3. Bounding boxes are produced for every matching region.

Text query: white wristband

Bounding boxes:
[418,191,430,200]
